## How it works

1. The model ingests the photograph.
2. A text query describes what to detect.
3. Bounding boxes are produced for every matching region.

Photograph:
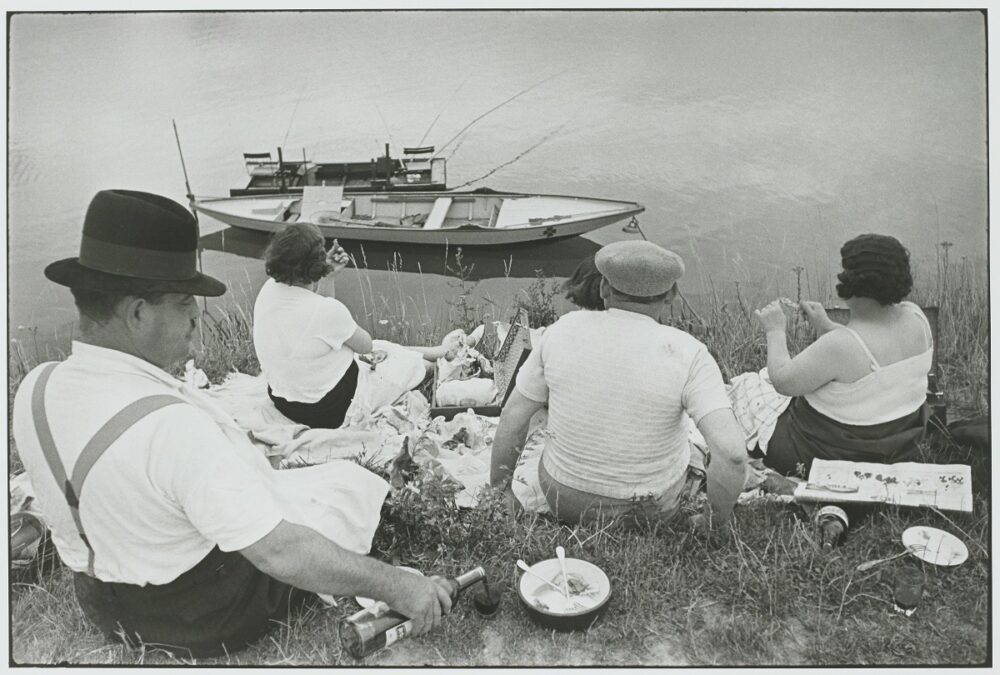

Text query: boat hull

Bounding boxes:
[193,191,644,247]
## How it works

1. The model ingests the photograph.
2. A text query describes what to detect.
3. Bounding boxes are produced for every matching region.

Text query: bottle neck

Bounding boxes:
[453,567,486,592]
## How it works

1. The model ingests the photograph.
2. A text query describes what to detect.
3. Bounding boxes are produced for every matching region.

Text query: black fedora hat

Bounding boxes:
[45,190,226,297]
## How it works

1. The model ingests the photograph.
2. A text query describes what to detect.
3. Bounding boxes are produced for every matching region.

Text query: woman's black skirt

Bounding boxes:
[763,396,928,477]
[268,360,359,429]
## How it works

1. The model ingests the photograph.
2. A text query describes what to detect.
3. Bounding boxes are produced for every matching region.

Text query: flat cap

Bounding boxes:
[594,240,685,297]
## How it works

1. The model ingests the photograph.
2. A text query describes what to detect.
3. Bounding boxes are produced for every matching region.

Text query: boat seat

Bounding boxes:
[423,197,453,230]
[252,200,291,217]
[300,185,345,223]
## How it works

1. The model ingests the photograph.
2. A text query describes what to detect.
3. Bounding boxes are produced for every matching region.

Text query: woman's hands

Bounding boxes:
[757,298,837,335]
[755,300,788,333]
[325,239,351,274]
[799,300,837,334]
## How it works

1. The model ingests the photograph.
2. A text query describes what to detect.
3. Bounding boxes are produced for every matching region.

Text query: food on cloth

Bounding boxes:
[436,326,497,406]
[435,378,497,407]
[358,350,388,369]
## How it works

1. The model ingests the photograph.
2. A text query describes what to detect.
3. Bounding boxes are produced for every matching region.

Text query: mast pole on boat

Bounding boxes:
[277,147,286,193]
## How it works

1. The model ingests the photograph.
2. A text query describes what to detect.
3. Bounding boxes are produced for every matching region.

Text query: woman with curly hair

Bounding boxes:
[253,223,454,429]
[749,234,933,475]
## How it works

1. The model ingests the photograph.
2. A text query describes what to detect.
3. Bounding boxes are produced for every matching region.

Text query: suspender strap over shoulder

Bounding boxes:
[30,363,186,577]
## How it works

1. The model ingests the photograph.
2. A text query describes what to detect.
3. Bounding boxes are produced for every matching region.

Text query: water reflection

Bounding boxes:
[199,226,602,280]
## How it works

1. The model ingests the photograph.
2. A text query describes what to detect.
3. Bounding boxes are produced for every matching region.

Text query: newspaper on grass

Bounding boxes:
[793,459,972,513]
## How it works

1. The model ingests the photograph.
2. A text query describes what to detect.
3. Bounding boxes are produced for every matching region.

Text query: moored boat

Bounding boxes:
[192,186,644,246]
[230,144,447,197]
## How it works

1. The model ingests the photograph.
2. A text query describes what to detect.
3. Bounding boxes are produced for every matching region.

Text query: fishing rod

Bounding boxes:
[435,70,566,160]
[282,78,309,149]
[449,123,566,190]
[171,120,209,321]
[418,74,471,148]
[374,104,396,157]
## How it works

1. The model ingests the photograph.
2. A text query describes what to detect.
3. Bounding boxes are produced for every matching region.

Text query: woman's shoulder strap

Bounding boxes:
[833,324,880,369]
[900,301,934,349]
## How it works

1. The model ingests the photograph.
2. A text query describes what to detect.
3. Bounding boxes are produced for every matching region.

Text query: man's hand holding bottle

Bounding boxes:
[384,572,454,636]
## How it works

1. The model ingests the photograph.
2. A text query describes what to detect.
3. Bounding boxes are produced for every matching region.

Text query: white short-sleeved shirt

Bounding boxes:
[515,308,731,500]
[12,342,284,586]
[253,278,359,403]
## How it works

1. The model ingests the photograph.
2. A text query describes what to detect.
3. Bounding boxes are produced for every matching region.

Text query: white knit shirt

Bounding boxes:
[515,309,731,500]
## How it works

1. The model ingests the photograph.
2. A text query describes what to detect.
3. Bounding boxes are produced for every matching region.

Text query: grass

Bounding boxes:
[7,246,990,666]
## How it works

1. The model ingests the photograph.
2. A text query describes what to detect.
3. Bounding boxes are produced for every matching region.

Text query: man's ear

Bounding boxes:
[118,296,147,332]
[599,277,612,301]
[665,283,679,304]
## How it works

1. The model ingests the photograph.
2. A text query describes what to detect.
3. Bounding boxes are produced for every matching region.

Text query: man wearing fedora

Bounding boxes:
[490,240,747,529]
[12,190,453,657]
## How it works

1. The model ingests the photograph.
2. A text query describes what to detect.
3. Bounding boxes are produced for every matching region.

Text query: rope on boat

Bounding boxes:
[622,215,707,327]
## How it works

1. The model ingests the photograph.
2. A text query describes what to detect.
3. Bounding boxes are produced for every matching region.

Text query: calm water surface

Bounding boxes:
[8,11,987,345]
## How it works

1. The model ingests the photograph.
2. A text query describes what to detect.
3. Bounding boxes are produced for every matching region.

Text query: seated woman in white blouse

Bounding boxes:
[253,223,453,429]
[751,234,933,476]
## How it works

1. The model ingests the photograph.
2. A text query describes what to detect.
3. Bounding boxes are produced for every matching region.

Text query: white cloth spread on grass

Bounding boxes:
[199,370,498,507]
[515,309,732,501]
[11,342,386,586]
[253,278,360,403]
[188,361,788,516]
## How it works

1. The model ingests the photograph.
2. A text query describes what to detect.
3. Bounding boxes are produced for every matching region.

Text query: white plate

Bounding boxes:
[901,526,969,567]
[355,566,423,609]
[517,557,611,616]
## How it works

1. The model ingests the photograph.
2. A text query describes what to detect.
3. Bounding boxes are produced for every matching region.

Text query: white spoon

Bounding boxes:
[515,559,565,594]
[555,546,571,599]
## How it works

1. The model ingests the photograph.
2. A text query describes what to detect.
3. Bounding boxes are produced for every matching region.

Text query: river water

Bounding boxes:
[8,10,987,347]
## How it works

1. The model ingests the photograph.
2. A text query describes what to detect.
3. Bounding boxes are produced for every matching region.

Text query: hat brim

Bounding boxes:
[44,258,227,297]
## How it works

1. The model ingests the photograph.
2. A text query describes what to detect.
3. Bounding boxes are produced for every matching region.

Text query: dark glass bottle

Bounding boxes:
[339,566,486,660]
[926,373,947,429]
[816,505,849,551]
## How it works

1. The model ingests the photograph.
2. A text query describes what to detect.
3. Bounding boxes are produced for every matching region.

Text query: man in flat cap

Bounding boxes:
[490,240,746,530]
[12,190,453,657]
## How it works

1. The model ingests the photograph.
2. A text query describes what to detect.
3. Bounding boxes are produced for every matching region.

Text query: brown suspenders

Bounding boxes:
[30,363,185,577]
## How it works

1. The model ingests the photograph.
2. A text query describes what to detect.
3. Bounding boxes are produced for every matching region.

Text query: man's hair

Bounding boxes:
[607,283,674,305]
[70,287,168,325]
[264,223,332,285]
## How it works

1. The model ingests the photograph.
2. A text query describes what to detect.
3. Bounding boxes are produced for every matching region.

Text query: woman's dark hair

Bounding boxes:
[835,234,913,305]
[563,255,605,310]
[264,223,332,285]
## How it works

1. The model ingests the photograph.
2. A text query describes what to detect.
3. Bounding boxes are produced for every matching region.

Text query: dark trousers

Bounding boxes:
[73,546,304,658]
[268,360,359,430]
